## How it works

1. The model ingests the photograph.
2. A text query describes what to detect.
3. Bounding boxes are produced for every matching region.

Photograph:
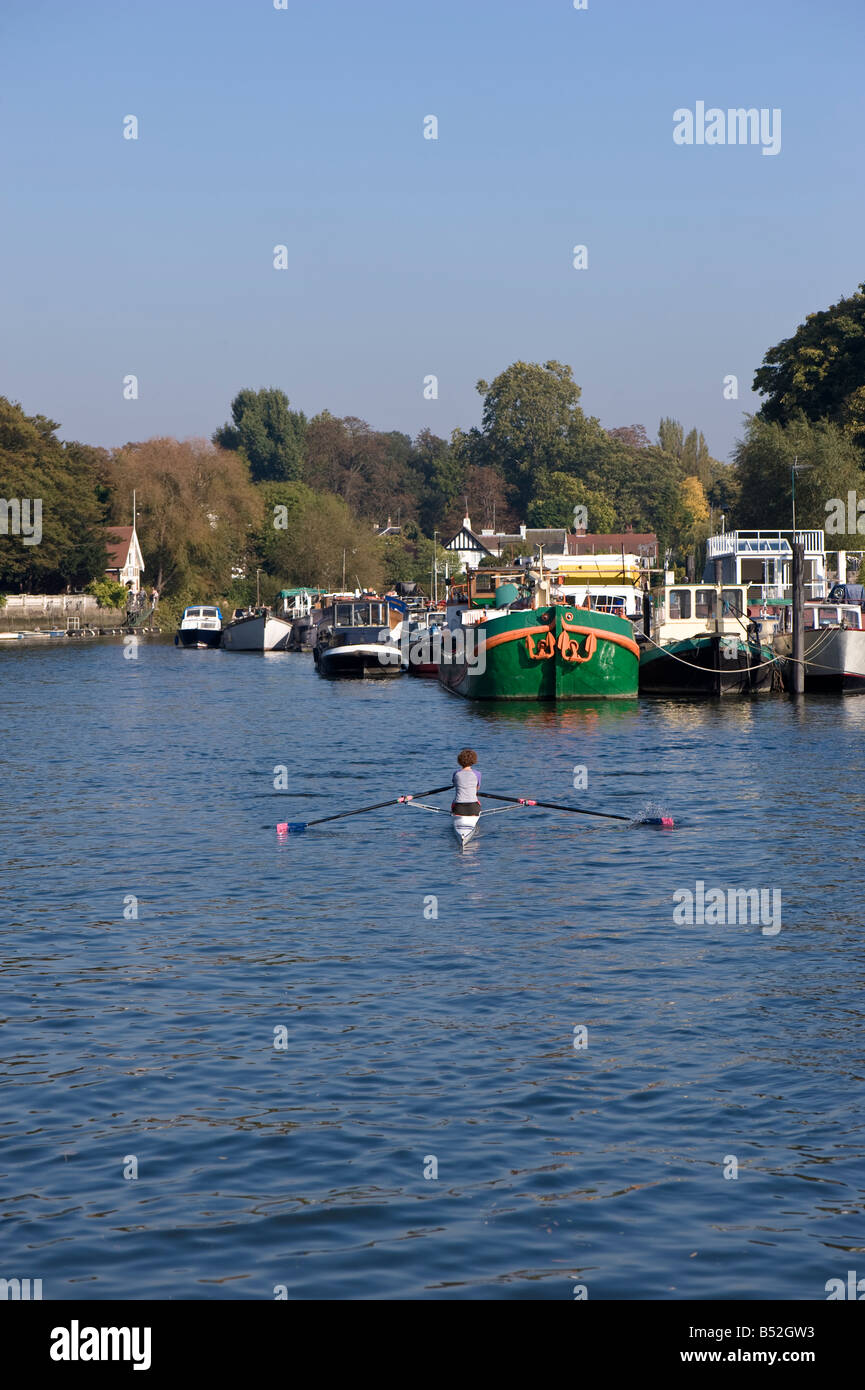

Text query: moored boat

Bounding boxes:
[437,568,639,700]
[174,604,223,648]
[639,582,778,696]
[314,597,407,678]
[221,607,293,651]
[773,599,865,693]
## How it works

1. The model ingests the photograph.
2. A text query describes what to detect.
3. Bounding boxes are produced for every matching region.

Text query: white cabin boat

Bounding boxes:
[175,605,223,649]
[705,529,827,604]
[640,582,778,696]
[801,601,865,693]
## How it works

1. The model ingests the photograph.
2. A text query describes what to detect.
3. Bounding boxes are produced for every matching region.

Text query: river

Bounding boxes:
[1,639,864,1299]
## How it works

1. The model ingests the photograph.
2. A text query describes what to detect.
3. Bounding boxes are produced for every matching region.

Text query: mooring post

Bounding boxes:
[791,540,805,695]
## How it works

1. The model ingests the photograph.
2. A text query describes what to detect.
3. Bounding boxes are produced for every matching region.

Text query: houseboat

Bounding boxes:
[704,529,828,605]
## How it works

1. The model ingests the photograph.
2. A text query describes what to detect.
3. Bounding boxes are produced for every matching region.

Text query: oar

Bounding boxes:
[278,786,452,834]
[478,792,674,828]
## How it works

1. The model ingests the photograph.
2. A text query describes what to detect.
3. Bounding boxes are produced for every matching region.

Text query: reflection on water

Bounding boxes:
[1,642,864,1299]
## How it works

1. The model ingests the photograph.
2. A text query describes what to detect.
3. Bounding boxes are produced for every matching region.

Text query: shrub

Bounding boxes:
[85,579,129,609]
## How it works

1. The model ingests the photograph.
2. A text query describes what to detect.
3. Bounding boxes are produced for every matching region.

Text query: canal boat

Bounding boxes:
[174,604,223,648]
[314,597,408,678]
[437,567,640,700]
[406,611,448,676]
[639,582,778,696]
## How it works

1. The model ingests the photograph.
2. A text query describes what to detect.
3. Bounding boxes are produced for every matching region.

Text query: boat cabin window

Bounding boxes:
[721,589,745,614]
[334,625,388,645]
[473,575,496,595]
[591,593,628,613]
[694,589,716,619]
[668,590,692,620]
[186,608,202,617]
[334,602,387,626]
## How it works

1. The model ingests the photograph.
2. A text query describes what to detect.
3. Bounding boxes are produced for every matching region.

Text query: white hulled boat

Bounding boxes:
[221,607,294,652]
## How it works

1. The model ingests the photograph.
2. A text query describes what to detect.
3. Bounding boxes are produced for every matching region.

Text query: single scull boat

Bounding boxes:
[451,810,480,847]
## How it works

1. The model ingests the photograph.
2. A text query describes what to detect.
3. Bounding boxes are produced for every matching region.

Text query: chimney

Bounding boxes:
[463,515,472,531]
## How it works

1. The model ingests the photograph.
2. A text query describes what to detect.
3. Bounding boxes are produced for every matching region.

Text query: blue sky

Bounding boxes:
[1,0,863,462]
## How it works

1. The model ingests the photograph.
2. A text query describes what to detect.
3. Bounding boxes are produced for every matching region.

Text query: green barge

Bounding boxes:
[437,571,640,701]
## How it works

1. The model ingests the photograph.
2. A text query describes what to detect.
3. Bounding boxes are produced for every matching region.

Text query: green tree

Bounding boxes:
[473,361,585,510]
[215,387,307,483]
[526,472,616,531]
[733,414,865,542]
[0,398,107,591]
[416,428,462,532]
[753,285,865,450]
[257,480,384,590]
[86,578,128,609]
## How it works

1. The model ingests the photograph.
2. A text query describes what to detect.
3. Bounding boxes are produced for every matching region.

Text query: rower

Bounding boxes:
[452,748,481,816]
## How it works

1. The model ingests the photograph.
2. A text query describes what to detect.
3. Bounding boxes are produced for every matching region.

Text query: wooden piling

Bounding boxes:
[791,540,805,694]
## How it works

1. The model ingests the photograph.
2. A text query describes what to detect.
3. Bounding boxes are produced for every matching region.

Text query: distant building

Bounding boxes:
[105,525,145,592]
[442,519,659,573]
[442,517,495,571]
[488,525,568,556]
[566,530,658,564]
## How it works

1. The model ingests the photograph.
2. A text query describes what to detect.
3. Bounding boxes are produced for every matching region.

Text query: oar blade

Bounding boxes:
[277,822,307,835]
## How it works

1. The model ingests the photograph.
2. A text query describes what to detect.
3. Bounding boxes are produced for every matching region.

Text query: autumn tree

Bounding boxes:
[108,437,263,593]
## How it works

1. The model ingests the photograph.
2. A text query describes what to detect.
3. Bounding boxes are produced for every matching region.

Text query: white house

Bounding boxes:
[442,517,495,571]
[105,525,145,592]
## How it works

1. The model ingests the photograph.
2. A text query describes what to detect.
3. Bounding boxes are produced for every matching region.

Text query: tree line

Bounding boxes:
[2,280,865,604]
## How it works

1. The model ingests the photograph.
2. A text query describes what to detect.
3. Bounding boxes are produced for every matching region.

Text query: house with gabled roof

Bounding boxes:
[442,516,495,571]
[105,524,145,592]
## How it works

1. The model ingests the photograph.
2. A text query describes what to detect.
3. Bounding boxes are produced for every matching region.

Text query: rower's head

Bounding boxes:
[457,748,478,767]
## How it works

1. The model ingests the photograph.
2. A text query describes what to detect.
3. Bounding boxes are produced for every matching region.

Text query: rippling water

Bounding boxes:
[2,639,864,1299]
